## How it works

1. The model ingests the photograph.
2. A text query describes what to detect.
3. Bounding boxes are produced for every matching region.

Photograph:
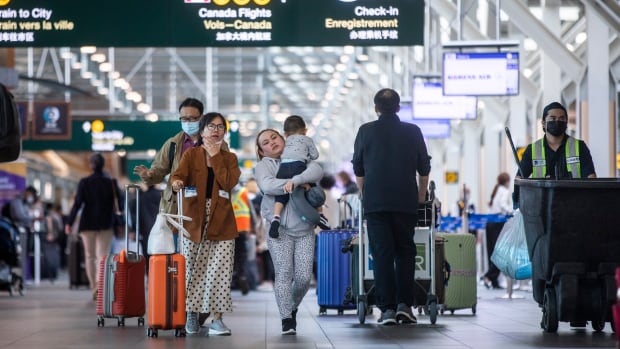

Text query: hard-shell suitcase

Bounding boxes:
[436,232,477,314]
[317,229,357,314]
[147,190,188,338]
[147,253,186,337]
[96,184,146,327]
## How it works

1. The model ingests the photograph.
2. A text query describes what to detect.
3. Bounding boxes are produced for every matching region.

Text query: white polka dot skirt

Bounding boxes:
[181,198,235,314]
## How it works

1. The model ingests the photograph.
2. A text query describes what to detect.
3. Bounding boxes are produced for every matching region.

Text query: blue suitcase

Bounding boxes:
[316,230,357,315]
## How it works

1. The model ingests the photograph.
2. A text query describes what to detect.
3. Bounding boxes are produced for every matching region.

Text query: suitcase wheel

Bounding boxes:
[138,317,144,327]
[117,318,125,327]
[147,328,158,338]
[319,306,326,315]
[175,328,186,337]
[97,317,104,327]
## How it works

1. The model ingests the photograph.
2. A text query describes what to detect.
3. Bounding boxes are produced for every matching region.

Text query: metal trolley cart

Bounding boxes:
[351,194,443,325]
[517,178,620,333]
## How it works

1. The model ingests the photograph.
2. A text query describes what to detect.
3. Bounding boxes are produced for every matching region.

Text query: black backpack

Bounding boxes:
[1,201,11,220]
[0,82,21,163]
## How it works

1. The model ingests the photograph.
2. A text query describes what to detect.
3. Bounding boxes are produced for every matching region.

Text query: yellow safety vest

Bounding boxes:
[531,136,581,178]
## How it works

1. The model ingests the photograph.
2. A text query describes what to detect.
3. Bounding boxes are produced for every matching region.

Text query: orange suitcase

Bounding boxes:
[147,190,187,338]
[96,184,146,327]
[146,253,186,337]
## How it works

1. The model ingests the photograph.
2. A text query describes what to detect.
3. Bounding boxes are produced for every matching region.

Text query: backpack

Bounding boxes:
[0,82,21,163]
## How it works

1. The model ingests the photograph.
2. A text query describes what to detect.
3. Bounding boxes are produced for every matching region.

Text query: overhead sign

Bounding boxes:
[445,171,458,184]
[0,0,424,47]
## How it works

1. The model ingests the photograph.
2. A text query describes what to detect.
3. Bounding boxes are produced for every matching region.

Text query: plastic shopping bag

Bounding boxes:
[147,212,191,255]
[490,210,532,280]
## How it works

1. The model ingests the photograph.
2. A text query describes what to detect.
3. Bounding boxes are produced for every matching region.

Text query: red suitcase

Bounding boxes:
[147,190,188,338]
[96,184,146,327]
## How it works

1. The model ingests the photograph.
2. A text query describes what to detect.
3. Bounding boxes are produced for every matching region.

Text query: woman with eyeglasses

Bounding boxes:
[171,112,241,336]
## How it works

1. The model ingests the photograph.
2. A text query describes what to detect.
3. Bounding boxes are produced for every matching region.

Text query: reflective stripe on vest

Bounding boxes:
[531,136,581,178]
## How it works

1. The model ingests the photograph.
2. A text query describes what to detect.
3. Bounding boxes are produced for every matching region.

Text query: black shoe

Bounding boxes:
[281,318,296,335]
[238,277,250,295]
[292,308,298,329]
[480,277,491,289]
[317,214,330,230]
[269,220,280,238]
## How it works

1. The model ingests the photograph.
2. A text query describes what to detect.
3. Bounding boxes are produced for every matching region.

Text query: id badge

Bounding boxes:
[185,186,197,198]
[218,189,230,200]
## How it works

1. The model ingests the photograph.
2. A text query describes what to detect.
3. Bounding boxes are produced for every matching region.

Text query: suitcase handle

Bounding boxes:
[124,184,142,257]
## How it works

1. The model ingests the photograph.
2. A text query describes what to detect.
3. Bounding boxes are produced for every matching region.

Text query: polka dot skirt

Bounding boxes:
[181,198,235,314]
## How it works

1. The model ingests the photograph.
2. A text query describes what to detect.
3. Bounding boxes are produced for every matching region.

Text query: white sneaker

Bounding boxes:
[209,318,231,336]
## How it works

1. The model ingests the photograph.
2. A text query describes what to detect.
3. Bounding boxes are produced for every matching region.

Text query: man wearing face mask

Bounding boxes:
[517,101,596,180]
[133,97,205,218]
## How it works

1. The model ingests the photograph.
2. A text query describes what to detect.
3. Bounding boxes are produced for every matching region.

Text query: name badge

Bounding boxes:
[533,159,546,166]
[219,190,230,200]
[185,186,197,198]
[566,156,580,164]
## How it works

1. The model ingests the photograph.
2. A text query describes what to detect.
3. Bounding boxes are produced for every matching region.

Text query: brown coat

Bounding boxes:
[171,146,241,243]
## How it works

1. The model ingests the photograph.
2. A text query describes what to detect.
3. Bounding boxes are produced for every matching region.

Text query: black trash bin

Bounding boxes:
[517,178,620,333]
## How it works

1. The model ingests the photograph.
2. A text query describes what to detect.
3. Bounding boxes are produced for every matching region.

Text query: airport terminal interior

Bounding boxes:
[2,0,620,348]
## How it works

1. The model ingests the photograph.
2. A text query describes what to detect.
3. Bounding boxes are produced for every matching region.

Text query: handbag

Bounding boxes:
[147,212,192,255]
[490,209,532,280]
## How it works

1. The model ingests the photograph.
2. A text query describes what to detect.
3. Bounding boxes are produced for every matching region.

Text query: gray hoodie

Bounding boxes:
[255,157,323,237]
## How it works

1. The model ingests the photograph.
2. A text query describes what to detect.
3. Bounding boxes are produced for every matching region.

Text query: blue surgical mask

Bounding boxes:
[181,121,200,136]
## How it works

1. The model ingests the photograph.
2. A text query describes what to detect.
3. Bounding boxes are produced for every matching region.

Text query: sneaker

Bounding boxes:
[198,312,210,327]
[209,319,231,336]
[185,312,200,334]
[269,219,280,238]
[396,303,417,324]
[377,309,397,326]
[317,214,330,230]
[281,318,296,335]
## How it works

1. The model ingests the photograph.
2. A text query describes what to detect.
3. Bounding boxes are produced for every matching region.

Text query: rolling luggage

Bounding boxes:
[316,229,357,315]
[147,190,188,338]
[68,236,89,289]
[96,184,146,327]
[436,232,477,314]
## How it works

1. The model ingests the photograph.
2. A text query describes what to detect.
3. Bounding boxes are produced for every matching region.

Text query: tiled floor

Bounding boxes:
[0,272,617,349]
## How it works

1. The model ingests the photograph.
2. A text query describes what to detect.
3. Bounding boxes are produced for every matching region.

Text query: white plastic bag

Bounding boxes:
[490,209,532,280]
[147,212,192,255]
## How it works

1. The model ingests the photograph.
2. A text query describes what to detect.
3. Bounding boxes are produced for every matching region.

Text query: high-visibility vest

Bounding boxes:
[531,136,581,178]
[232,187,251,232]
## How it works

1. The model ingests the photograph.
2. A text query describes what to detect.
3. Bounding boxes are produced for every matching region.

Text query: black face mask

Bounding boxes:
[545,120,567,137]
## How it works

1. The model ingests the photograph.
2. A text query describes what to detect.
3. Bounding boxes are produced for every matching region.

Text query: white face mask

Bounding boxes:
[26,196,34,204]
[181,121,200,136]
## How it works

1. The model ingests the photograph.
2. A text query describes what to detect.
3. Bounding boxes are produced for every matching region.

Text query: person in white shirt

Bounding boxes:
[482,172,513,289]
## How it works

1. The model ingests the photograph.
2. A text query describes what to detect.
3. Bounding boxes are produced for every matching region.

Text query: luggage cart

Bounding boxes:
[353,193,443,325]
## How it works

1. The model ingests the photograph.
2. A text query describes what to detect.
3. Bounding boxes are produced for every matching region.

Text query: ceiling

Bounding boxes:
[9,0,617,169]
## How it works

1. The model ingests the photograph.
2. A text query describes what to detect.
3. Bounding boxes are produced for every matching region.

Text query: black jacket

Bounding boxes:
[67,172,121,231]
[352,113,431,214]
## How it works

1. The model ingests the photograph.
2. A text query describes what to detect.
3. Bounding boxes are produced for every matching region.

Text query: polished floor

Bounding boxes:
[0,271,617,349]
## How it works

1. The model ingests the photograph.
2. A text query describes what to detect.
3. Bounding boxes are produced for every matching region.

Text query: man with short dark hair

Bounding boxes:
[351,88,431,325]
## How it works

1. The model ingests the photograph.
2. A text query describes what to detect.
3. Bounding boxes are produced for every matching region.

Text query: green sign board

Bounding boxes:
[0,0,424,47]
[22,120,181,151]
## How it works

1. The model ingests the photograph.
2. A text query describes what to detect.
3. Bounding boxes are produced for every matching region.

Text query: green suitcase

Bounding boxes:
[437,232,477,314]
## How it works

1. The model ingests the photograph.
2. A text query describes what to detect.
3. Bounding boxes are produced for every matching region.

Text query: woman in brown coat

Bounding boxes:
[171,112,241,336]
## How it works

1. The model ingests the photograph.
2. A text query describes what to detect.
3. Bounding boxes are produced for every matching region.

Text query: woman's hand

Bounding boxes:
[172,180,184,192]
[284,180,295,193]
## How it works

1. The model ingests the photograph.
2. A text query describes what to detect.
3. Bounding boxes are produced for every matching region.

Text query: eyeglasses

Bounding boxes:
[179,115,201,122]
[207,123,226,131]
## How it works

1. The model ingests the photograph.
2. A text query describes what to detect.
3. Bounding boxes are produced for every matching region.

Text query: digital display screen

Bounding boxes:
[412,77,477,119]
[399,103,451,139]
[442,52,520,96]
